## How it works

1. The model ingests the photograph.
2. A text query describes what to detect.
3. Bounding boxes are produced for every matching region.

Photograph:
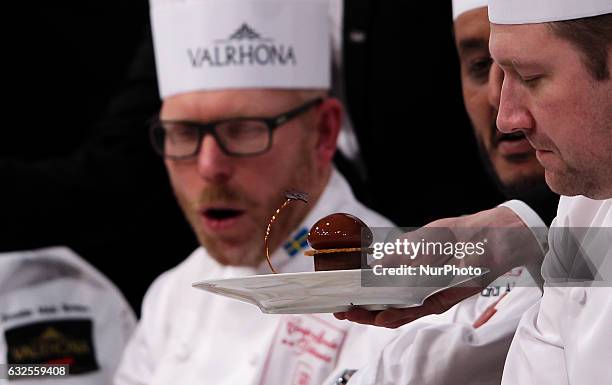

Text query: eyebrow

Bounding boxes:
[495,57,544,71]
[458,38,489,55]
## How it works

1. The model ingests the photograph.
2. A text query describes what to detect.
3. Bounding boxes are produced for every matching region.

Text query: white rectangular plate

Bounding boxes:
[192,269,488,314]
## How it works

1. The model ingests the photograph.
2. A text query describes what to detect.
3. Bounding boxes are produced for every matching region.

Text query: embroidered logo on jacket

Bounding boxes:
[258,315,347,385]
[5,319,99,375]
[284,228,310,257]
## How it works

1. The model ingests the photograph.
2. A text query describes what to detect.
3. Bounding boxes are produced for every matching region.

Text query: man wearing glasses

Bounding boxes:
[114,1,398,384]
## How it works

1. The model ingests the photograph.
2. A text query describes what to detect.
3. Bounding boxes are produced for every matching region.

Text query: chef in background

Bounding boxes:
[114,0,400,384]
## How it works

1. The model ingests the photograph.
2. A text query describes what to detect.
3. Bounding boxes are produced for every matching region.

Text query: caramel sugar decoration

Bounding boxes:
[264,190,309,273]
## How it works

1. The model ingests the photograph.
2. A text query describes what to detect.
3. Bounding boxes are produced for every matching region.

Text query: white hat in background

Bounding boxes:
[489,0,612,24]
[0,247,136,384]
[150,0,331,99]
[452,0,488,20]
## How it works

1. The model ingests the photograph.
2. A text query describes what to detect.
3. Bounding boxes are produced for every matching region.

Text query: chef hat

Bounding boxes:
[489,0,612,24]
[150,0,331,99]
[452,0,488,20]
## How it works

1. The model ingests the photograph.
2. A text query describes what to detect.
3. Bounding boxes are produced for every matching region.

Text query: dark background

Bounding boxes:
[0,1,504,314]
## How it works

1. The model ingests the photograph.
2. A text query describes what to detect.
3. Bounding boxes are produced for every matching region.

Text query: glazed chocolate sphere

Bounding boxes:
[307,213,373,250]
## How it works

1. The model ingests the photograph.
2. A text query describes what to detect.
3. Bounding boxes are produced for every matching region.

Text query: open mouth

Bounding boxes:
[496,131,526,145]
[202,208,245,221]
[494,131,535,159]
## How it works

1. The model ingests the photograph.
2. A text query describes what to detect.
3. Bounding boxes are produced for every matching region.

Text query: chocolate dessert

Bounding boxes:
[306,213,373,271]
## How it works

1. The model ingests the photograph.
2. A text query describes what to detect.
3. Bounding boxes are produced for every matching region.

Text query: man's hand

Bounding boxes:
[335,206,544,328]
[335,286,479,328]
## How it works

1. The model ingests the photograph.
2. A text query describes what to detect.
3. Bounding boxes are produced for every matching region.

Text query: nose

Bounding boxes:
[495,73,535,134]
[197,134,234,183]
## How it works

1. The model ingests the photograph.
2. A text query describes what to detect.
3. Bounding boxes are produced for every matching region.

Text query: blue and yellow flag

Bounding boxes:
[283,228,309,257]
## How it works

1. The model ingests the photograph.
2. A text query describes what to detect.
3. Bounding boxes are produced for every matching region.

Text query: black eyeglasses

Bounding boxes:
[150,97,324,159]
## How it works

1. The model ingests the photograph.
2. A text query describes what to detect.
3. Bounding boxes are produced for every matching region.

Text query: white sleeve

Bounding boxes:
[498,200,550,288]
[339,288,540,385]
[113,272,173,385]
[498,200,549,254]
[344,323,515,385]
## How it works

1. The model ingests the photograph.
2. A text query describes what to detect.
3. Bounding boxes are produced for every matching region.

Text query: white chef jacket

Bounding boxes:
[0,247,136,385]
[501,196,612,385]
[114,169,400,385]
[324,200,547,385]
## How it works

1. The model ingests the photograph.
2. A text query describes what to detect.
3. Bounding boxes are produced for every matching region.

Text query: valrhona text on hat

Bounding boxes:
[187,23,297,68]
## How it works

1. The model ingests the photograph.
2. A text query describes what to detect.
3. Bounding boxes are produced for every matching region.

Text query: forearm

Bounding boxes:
[456,205,546,284]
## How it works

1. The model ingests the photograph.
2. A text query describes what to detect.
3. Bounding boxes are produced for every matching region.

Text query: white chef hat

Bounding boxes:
[452,0,488,20]
[489,0,612,24]
[150,0,331,99]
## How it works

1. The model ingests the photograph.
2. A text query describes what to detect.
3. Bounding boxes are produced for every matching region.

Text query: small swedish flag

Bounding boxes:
[283,228,309,257]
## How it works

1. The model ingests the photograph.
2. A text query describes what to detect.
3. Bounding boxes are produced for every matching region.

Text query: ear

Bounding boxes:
[313,97,343,167]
